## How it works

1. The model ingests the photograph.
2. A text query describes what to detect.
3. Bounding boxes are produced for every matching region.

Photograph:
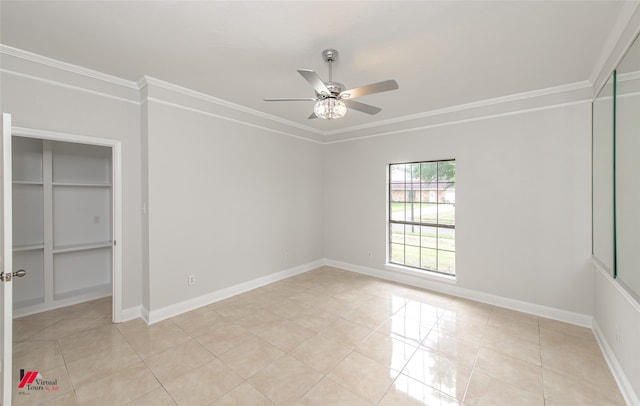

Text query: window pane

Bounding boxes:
[407,186,420,203]
[390,184,405,203]
[390,243,404,264]
[420,248,437,270]
[441,184,455,204]
[420,226,437,249]
[405,245,420,268]
[437,161,456,182]
[407,163,420,183]
[405,201,420,223]
[419,203,438,224]
[438,250,455,274]
[405,225,420,246]
[421,184,438,203]
[390,223,404,244]
[438,204,455,225]
[390,164,405,183]
[421,162,437,182]
[390,202,405,221]
[438,228,455,251]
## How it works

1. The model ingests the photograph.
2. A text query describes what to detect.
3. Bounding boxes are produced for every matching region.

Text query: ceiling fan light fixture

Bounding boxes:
[314,98,347,120]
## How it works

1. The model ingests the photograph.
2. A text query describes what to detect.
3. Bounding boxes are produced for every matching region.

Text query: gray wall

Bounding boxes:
[143,89,324,311]
[0,59,143,310]
[324,103,593,315]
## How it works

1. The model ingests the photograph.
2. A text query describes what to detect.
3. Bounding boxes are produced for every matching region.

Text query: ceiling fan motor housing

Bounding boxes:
[321,81,345,98]
[322,49,338,63]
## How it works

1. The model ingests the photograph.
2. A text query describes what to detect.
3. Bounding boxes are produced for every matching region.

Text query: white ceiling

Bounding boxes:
[0,1,633,133]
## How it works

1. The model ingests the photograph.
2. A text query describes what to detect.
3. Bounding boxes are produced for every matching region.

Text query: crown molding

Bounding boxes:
[137,76,323,136]
[617,70,640,82]
[143,96,323,145]
[0,44,601,144]
[1,68,140,105]
[0,44,138,90]
[589,2,640,87]
[324,80,592,138]
[324,99,589,145]
[591,2,640,98]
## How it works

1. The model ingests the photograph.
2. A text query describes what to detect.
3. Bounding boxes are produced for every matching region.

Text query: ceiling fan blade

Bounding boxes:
[341,80,399,99]
[298,69,330,95]
[344,100,382,115]
[308,112,318,119]
[263,98,317,101]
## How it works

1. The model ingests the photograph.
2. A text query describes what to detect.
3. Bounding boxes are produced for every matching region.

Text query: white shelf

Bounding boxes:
[13,244,45,252]
[14,297,45,310]
[14,288,111,319]
[12,138,113,317]
[53,241,112,254]
[54,283,111,302]
[53,182,111,188]
[13,180,44,185]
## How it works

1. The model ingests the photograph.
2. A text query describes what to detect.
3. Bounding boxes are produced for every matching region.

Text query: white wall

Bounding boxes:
[0,52,143,309]
[591,7,640,403]
[594,265,640,404]
[324,103,593,316]
[142,82,324,312]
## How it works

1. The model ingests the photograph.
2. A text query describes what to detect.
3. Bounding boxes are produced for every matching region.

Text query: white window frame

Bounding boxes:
[386,159,456,278]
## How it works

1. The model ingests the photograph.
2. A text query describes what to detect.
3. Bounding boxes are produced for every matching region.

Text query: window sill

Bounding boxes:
[384,263,457,284]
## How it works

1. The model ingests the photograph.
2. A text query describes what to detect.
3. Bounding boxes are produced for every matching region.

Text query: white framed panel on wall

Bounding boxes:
[615,32,640,301]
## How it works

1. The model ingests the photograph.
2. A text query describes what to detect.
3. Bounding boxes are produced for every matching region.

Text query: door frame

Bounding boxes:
[12,126,123,323]
[2,113,13,406]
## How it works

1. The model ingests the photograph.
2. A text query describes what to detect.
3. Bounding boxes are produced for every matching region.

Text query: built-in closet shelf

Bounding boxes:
[52,241,112,254]
[54,283,111,302]
[13,180,44,185]
[13,244,45,252]
[12,137,113,316]
[52,182,111,188]
[14,297,45,310]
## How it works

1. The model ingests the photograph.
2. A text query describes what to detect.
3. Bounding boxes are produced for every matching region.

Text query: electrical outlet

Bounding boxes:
[367,250,372,258]
[93,216,100,224]
[188,275,196,286]
[616,327,621,345]
[284,251,289,260]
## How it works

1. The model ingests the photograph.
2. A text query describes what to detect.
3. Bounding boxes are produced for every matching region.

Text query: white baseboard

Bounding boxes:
[593,319,639,406]
[324,259,593,328]
[145,259,324,324]
[141,306,150,325]
[120,306,142,322]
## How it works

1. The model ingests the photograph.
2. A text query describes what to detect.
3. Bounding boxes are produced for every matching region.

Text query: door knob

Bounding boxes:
[0,269,26,282]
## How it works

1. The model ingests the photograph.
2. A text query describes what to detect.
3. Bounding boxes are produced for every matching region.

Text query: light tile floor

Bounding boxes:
[12,266,625,405]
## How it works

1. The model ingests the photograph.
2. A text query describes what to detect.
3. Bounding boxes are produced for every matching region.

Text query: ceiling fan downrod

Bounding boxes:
[322,49,338,83]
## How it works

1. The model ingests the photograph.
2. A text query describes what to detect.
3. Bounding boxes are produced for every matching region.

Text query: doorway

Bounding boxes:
[11,127,122,322]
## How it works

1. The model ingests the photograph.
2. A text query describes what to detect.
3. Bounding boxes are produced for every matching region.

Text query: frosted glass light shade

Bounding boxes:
[314,98,347,119]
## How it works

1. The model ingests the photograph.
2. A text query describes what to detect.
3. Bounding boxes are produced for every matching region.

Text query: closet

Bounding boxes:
[12,137,112,316]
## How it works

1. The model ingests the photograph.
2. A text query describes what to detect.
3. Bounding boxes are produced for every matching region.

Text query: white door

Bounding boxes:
[1,113,13,406]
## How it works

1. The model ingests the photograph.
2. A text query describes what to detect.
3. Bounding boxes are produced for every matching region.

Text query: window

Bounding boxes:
[388,160,456,275]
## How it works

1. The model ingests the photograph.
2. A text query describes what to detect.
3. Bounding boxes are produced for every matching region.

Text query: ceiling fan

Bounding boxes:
[264,49,399,120]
